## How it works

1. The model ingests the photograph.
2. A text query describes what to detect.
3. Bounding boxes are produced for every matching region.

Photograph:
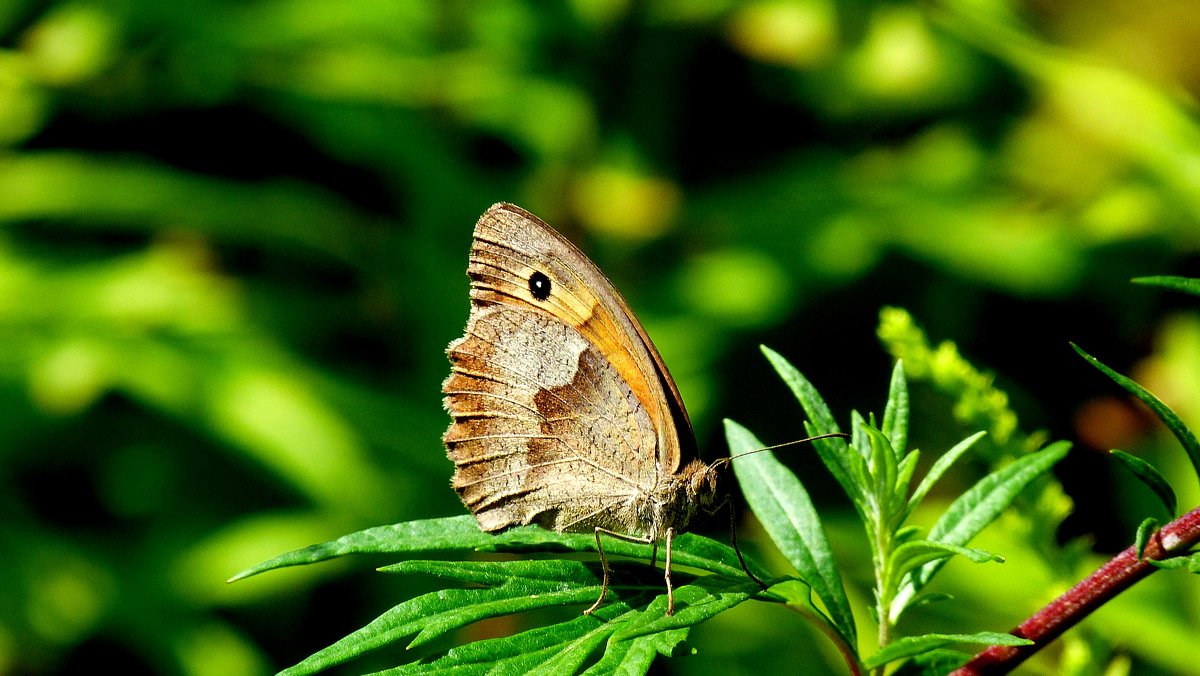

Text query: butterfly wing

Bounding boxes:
[442,203,695,534]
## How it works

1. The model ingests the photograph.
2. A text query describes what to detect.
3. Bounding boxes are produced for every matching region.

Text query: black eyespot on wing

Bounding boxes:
[529,271,551,300]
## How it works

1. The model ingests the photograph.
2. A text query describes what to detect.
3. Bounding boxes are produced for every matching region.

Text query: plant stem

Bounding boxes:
[874,522,893,649]
[952,505,1200,674]
[783,596,865,676]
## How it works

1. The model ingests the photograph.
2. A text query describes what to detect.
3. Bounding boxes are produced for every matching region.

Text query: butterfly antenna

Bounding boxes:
[711,432,850,470]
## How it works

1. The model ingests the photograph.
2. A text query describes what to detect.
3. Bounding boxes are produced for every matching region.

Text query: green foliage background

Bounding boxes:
[2,1,1199,674]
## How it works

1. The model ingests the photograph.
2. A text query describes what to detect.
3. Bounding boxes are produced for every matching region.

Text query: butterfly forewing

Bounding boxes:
[443,203,696,534]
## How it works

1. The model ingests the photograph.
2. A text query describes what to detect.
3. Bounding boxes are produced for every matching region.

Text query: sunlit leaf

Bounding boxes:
[864,632,1032,670]
[882,360,909,458]
[891,441,1069,619]
[905,431,986,520]
[887,540,1002,593]
[727,418,856,647]
[760,346,862,511]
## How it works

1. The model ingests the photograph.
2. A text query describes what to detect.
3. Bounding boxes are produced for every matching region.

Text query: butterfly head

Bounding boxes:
[680,459,721,513]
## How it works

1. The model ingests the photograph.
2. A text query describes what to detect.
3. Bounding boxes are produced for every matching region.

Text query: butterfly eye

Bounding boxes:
[528,271,552,300]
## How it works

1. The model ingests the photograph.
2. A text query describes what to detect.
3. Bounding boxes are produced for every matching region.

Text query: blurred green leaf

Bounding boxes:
[1133,276,1200,297]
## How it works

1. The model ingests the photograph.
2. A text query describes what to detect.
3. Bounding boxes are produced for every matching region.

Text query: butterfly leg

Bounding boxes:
[728,500,768,591]
[583,527,610,615]
[583,528,670,615]
[663,527,675,615]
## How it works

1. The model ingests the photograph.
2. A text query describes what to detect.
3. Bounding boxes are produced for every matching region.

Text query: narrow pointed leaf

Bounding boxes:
[525,629,615,675]
[895,451,920,497]
[925,441,1068,563]
[726,418,856,646]
[1132,275,1200,297]
[1145,552,1200,572]
[1073,343,1200,490]
[762,345,842,434]
[228,515,495,581]
[231,515,754,585]
[864,633,1032,670]
[863,425,898,509]
[581,629,690,675]
[905,432,986,520]
[279,580,598,675]
[887,541,1002,593]
[761,346,858,504]
[850,410,870,459]
[892,441,1069,619]
[251,526,766,675]
[890,649,974,675]
[381,558,601,586]
[284,556,751,675]
[1111,449,1177,516]
[882,360,909,459]
[378,595,654,675]
[609,575,760,642]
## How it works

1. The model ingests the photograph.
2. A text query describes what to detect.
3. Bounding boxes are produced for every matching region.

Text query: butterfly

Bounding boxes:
[442,202,729,615]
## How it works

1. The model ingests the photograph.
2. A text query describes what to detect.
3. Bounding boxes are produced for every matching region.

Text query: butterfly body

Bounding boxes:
[443,203,720,613]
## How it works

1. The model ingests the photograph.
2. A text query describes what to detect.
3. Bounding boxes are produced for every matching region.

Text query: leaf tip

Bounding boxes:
[227,567,258,583]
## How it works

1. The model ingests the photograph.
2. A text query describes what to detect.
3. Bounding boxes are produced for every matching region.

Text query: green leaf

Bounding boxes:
[926,441,1069,552]
[609,574,761,642]
[228,515,490,581]
[279,564,605,674]
[850,410,870,460]
[281,557,758,675]
[726,418,857,648]
[375,594,657,675]
[905,431,986,520]
[1146,552,1200,573]
[581,630,690,675]
[891,450,921,520]
[761,345,860,508]
[845,427,872,501]
[1135,517,1160,559]
[887,541,1002,593]
[895,450,920,495]
[1111,449,1177,516]
[234,516,768,674]
[1132,275,1200,297]
[894,525,921,545]
[890,649,973,675]
[863,632,1032,670]
[882,360,909,459]
[1073,343,1200,492]
[865,425,898,511]
[892,441,1069,619]
[905,592,955,611]
[230,515,755,584]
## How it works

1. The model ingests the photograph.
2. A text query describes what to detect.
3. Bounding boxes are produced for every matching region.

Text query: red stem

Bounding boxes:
[952,505,1200,675]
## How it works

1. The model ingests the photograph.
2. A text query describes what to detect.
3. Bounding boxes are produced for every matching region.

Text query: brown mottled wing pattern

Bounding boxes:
[442,203,695,535]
